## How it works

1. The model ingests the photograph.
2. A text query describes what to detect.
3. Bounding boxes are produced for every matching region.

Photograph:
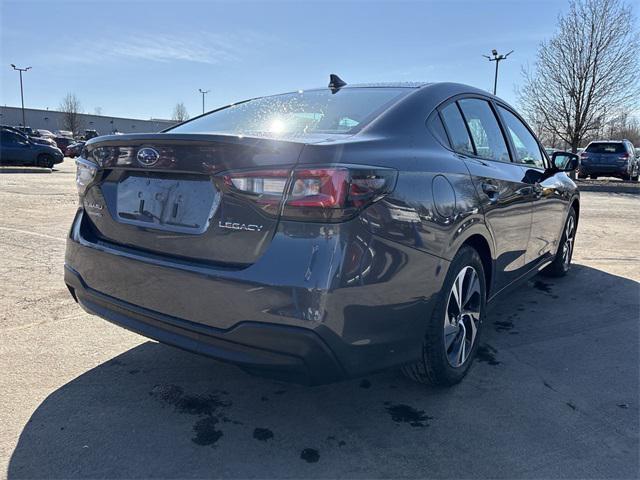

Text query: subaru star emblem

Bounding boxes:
[137,147,160,167]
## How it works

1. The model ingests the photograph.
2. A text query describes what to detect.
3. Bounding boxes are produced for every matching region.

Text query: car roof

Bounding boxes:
[340,82,431,89]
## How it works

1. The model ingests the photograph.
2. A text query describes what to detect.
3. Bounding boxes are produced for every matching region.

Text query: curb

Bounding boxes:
[0,167,53,174]
[577,184,639,194]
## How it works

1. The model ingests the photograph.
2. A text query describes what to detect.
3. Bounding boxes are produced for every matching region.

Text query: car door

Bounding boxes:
[0,130,32,165]
[439,97,532,292]
[495,104,567,264]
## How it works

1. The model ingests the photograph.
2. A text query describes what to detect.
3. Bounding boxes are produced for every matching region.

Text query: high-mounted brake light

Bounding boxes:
[219,165,396,222]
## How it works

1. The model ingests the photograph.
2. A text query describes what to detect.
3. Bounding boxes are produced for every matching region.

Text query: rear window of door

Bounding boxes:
[440,103,474,155]
[458,99,510,162]
[497,106,545,168]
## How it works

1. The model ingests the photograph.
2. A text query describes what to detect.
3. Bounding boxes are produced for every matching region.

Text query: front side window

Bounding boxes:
[1,131,26,145]
[458,99,510,162]
[498,106,545,168]
[168,88,408,137]
[440,103,474,155]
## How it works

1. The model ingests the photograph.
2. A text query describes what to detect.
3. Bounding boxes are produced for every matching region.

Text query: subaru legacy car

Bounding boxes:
[65,78,579,386]
[578,140,638,181]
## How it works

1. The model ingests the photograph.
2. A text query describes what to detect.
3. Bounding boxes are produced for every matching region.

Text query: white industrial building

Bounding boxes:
[0,106,175,135]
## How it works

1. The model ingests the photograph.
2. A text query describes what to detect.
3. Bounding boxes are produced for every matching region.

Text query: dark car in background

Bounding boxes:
[84,129,99,140]
[65,80,579,387]
[12,125,59,148]
[1,126,64,168]
[579,140,638,181]
[54,136,74,153]
[65,141,85,158]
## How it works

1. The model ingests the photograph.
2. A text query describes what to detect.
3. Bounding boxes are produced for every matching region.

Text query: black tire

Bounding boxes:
[631,174,639,182]
[590,174,598,180]
[37,154,54,169]
[402,246,486,386]
[542,207,577,278]
[577,172,587,179]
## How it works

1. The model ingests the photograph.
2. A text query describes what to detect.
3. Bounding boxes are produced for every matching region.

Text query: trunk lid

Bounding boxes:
[81,133,306,266]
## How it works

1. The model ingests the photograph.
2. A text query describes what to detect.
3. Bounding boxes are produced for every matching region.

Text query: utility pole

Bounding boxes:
[10,64,31,127]
[198,89,210,114]
[482,50,513,95]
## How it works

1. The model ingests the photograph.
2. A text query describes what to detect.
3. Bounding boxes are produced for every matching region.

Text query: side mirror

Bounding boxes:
[551,151,579,172]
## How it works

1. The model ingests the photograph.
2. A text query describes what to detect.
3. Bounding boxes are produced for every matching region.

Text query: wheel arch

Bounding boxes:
[570,196,580,225]
[459,233,494,297]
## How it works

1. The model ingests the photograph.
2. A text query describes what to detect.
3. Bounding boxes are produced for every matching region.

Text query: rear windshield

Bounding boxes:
[168,88,408,136]
[586,142,626,154]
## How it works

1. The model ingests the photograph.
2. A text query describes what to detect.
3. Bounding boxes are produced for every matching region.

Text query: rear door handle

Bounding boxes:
[532,183,543,197]
[482,183,499,193]
[481,182,500,203]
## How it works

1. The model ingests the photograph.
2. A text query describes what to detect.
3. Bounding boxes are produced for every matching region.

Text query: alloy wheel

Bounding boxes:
[562,215,576,268]
[444,266,481,368]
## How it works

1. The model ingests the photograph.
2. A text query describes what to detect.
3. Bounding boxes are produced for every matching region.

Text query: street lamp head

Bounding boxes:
[10,64,16,68]
[492,49,498,56]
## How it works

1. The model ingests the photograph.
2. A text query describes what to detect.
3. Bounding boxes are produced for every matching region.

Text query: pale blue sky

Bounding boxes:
[1,0,568,120]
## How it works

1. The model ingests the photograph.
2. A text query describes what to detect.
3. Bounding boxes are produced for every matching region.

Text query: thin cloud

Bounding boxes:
[46,30,273,65]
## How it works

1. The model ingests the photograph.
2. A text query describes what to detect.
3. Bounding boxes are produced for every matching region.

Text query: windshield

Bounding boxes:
[168,88,408,137]
[586,142,626,154]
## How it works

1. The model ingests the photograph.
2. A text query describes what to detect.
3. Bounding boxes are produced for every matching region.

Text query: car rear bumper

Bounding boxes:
[65,265,346,384]
[580,164,628,176]
[65,210,447,384]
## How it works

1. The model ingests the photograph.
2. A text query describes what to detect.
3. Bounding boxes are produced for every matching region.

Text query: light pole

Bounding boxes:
[198,88,210,114]
[10,64,31,127]
[482,50,513,95]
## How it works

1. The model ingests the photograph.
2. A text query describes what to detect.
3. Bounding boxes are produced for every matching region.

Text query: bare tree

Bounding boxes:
[172,102,189,122]
[59,93,84,136]
[519,0,639,152]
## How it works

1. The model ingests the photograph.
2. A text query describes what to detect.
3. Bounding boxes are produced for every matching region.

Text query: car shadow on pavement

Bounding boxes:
[7,264,639,479]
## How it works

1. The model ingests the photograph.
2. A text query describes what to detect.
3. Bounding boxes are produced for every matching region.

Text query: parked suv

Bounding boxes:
[1,126,64,168]
[579,140,638,181]
[65,80,580,386]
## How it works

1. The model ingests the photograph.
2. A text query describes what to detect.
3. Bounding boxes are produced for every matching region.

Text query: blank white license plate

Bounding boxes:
[116,176,219,234]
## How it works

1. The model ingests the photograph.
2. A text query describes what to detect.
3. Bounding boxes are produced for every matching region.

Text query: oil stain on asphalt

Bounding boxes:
[384,402,432,427]
[494,320,515,332]
[192,417,224,446]
[477,344,501,365]
[533,279,560,298]
[175,394,230,416]
[360,379,372,389]
[300,448,320,463]
[150,384,232,447]
[253,428,274,441]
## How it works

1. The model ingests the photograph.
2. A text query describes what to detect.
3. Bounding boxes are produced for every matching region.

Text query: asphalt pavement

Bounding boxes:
[1,161,638,479]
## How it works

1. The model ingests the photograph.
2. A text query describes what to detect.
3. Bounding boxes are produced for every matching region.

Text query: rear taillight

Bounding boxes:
[219,165,396,222]
[618,153,630,160]
[580,152,589,158]
[75,157,98,196]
